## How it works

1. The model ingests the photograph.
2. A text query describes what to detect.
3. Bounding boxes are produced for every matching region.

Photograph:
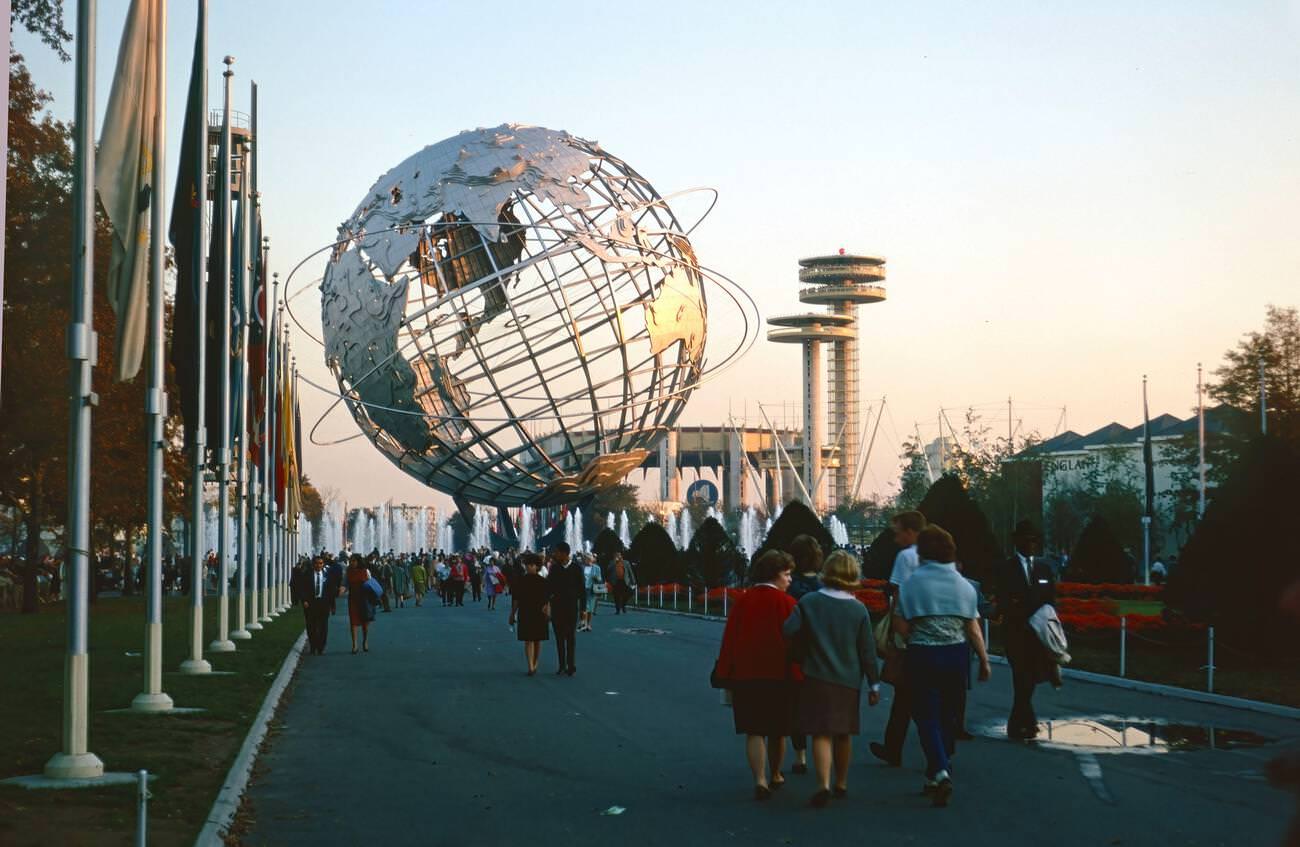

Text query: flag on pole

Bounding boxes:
[248,216,267,464]
[204,107,232,460]
[96,0,161,382]
[170,0,207,451]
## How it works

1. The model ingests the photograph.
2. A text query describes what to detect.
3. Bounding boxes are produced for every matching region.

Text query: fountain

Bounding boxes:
[827,515,849,547]
[437,515,454,553]
[565,508,583,553]
[470,507,492,550]
[618,510,632,548]
[678,509,693,550]
[607,512,616,531]
[739,507,762,557]
[666,511,679,549]
[519,505,535,552]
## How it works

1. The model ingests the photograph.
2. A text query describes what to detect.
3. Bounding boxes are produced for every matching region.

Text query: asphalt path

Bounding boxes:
[243,597,1298,846]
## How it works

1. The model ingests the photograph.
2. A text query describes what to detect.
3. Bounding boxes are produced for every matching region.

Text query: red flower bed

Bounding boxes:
[1057,582,1163,599]
[1059,612,1165,633]
[853,590,888,614]
[1056,597,1119,616]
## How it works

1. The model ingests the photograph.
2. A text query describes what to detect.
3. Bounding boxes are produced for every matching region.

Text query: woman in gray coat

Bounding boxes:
[782,550,881,808]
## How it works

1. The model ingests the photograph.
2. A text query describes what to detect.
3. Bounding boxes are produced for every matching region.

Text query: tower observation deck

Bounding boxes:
[766,252,886,511]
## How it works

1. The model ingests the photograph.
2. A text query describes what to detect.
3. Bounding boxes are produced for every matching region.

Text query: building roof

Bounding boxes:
[1020,405,1244,456]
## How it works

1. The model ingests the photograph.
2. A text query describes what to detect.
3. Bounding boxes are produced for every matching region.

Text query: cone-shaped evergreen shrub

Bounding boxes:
[1167,436,1300,657]
[686,517,745,588]
[627,521,682,584]
[751,500,833,568]
[1069,516,1133,583]
[592,528,624,568]
[916,474,1000,584]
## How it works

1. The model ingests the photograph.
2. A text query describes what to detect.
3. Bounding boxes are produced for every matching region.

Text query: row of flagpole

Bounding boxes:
[43,0,303,780]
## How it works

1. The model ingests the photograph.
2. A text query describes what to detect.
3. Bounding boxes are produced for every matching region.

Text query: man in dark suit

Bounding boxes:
[546,542,584,676]
[995,520,1055,739]
[295,556,340,655]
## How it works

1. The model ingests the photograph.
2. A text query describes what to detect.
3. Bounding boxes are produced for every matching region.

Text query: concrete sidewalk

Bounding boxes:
[242,600,1297,846]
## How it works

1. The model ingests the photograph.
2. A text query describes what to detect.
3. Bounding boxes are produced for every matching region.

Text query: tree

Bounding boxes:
[299,475,324,526]
[750,500,833,568]
[627,521,680,585]
[893,437,930,511]
[591,527,624,568]
[1211,305,1300,447]
[1166,436,1300,657]
[1068,516,1133,583]
[12,0,73,61]
[862,526,899,581]
[684,516,744,588]
[1043,484,1092,554]
[915,474,1000,585]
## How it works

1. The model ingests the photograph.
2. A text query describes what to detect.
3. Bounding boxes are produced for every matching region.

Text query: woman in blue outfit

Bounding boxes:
[895,525,991,807]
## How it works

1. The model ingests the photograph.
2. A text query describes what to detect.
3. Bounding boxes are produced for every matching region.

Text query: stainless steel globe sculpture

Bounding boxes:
[320,124,714,507]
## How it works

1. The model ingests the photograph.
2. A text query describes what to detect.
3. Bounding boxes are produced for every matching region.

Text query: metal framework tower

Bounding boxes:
[798,253,886,507]
[766,253,886,511]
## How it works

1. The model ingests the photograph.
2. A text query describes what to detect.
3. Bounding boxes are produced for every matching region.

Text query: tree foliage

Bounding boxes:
[591,527,624,568]
[1068,515,1133,583]
[12,0,73,61]
[1211,305,1300,446]
[685,516,744,588]
[750,500,832,568]
[627,521,680,584]
[915,474,1000,584]
[1165,436,1300,656]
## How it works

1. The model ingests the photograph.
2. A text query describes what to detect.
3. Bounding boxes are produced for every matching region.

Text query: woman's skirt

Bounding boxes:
[730,680,797,736]
[796,676,861,736]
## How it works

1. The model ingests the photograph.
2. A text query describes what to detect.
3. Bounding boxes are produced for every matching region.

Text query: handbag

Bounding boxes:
[710,660,729,689]
[363,576,384,600]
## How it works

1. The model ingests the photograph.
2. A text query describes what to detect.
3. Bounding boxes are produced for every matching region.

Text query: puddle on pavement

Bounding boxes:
[985,716,1275,754]
[614,627,670,636]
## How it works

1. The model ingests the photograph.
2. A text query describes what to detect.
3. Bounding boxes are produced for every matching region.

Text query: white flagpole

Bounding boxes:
[45,0,105,780]
[231,133,252,641]
[133,0,174,710]
[210,56,236,653]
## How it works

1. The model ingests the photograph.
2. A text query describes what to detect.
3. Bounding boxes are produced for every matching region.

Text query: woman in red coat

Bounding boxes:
[714,549,800,800]
[346,554,373,654]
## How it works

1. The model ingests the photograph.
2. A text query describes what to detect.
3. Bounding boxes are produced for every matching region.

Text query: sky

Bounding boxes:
[14,0,1300,513]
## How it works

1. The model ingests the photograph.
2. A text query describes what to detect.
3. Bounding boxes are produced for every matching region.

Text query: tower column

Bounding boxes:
[802,340,823,511]
[660,428,681,502]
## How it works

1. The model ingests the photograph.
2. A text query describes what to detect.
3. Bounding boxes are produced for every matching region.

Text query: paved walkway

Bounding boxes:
[243,598,1297,846]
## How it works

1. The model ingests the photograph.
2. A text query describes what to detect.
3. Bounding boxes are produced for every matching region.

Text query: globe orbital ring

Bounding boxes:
[283,216,758,419]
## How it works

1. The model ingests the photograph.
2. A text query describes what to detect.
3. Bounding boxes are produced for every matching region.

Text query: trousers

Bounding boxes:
[906,642,968,779]
[305,597,330,653]
[552,611,577,670]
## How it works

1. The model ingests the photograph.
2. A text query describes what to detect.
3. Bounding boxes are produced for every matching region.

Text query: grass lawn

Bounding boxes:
[0,593,304,846]
[619,597,1300,708]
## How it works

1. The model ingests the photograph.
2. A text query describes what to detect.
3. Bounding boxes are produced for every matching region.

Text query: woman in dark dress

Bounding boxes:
[507,552,549,675]
[346,554,374,654]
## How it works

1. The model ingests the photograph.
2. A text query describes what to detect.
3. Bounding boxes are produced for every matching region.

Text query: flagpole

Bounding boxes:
[261,275,278,622]
[1197,363,1207,521]
[45,0,105,779]
[179,0,211,676]
[210,55,236,653]
[278,322,290,611]
[1141,375,1151,587]
[246,225,266,631]
[231,119,252,642]
[133,0,175,710]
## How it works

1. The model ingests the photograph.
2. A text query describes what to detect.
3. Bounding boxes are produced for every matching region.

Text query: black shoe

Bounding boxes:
[566,667,576,676]
[791,762,808,775]
[832,787,847,799]
[955,729,975,741]
[869,742,901,767]
[932,776,953,807]
[556,667,567,675]
[810,789,830,808]
[754,784,772,802]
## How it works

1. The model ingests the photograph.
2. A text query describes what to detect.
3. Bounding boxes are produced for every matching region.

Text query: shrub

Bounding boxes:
[750,501,833,568]
[627,521,682,585]
[1068,516,1135,584]
[916,474,1001,585]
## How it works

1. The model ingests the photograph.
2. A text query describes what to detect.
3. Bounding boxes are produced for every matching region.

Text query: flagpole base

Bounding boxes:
[208,639,237,653]
[43,752,105,781]
[245,621,263,631]
[130,692,174,713]
[231,629,252,640]
[178,658,212,675]
[257,615,272,624]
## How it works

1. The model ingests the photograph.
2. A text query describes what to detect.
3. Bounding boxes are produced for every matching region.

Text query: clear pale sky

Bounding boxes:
[15,1,1300,513]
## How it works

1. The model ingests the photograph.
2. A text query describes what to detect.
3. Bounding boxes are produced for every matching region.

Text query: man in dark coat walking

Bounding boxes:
[995,520,1056,739]
[294,556,341,655]
[546,542,584,676]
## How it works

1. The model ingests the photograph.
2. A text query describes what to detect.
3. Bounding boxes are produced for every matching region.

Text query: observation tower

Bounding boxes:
[766,252,886,510]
